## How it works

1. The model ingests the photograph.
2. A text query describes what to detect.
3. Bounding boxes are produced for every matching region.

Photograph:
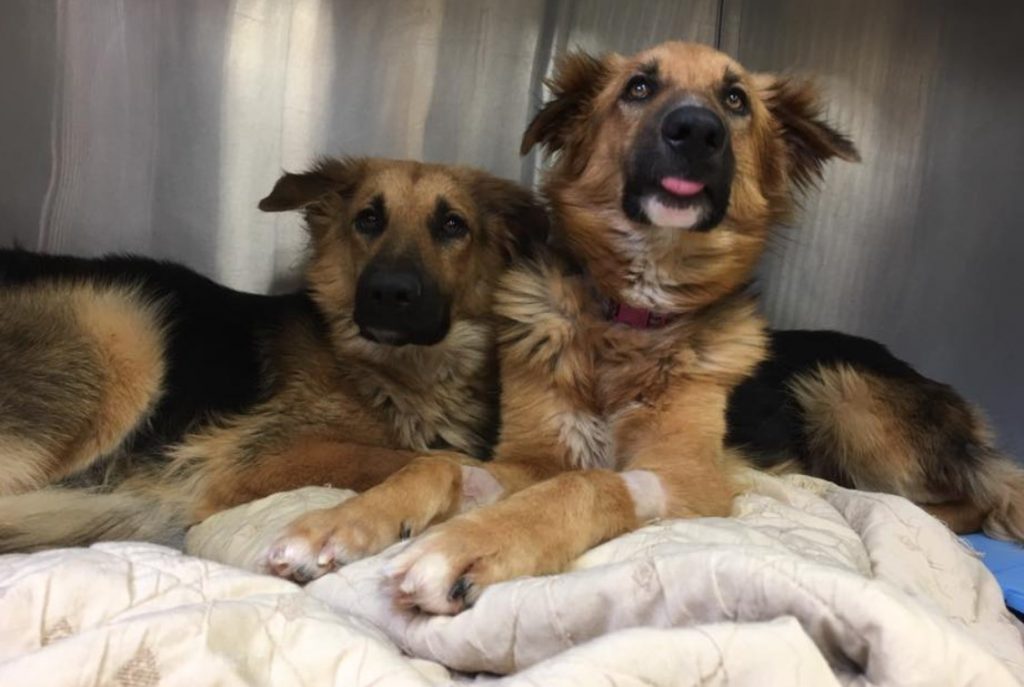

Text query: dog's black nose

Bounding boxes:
[354,259,449,346]
[367,271,421,311]
[661,106,727,159]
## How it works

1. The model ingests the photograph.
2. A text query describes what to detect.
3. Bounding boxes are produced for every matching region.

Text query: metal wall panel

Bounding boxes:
[0,1,59,249]
[545,0,719,55]
[722,0,1024,458]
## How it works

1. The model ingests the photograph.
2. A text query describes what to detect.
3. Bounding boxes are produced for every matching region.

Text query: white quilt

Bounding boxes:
[1,471,1022,686]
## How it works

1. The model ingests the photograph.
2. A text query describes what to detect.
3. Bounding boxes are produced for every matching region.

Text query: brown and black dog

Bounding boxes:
[0,157,547,552]
[266,42,1024,611]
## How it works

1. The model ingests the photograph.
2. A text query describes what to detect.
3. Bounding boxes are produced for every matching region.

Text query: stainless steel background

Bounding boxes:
[1,0,1021,457]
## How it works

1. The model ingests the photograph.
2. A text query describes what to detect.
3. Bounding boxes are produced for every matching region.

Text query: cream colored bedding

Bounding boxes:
[1,471,1021,686]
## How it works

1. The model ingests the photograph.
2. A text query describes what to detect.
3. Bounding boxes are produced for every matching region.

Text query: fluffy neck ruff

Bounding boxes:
[555,204,768,318]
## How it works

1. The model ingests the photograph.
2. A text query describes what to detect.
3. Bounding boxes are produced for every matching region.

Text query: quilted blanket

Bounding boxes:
[1,471,1022,686]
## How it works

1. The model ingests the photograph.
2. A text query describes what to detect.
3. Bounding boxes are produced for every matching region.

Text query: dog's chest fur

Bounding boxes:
[345,321,496,458]
[498,258,766,470]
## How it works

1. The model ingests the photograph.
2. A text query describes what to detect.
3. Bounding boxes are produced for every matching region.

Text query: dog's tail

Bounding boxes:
[0,488,187,553]
[969,451,1024,543]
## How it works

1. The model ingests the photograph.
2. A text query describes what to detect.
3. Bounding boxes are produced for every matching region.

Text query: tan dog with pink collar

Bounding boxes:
[265,41,1024,611]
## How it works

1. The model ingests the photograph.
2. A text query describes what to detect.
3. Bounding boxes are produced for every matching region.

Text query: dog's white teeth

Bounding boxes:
[642,196,702,229]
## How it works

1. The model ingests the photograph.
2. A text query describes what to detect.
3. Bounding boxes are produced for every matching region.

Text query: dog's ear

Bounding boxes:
[471,173,550,263]
[258,157,368,212]
[520,51,612,157]
[755,75,860,188]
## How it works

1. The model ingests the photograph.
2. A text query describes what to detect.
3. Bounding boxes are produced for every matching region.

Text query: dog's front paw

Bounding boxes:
[263,500,408,582]
[383,513,547,614]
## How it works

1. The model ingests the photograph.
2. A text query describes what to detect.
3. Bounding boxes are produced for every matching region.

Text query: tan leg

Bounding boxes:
[385,469,637,613]
[621,382,737,519]
[384,382,737,614]
[192,440,421,520]
[263,454,548,581]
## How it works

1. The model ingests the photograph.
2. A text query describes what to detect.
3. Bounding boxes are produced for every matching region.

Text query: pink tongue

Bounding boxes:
[661,177,705,197]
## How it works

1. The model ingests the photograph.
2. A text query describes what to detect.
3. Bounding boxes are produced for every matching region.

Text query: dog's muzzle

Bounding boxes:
[623,103,734,231]
[354,259,450,347]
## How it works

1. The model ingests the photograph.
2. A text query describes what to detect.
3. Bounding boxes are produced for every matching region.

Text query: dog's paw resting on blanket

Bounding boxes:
[263,505,391,582]
[265,463,636,612]
[384,476,626,614]
[264,457,504,583]
[264,494,426,582]
[383,510,544,614]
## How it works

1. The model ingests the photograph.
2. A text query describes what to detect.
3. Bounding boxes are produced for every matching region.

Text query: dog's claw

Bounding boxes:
[448,575,472,604]
[291,565,318,583]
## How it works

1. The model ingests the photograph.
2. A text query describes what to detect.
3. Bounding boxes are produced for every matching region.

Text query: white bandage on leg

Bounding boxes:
[620,470,667,521]
[459,465,504,512]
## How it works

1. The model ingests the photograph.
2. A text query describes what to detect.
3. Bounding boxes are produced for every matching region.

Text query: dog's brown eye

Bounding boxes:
[723,87,749,115]
[440,213,468,239]
[622,75,655,103]
[353,209,382,236]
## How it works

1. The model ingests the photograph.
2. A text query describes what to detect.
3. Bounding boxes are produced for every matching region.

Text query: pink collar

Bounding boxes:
[603,299,678,329]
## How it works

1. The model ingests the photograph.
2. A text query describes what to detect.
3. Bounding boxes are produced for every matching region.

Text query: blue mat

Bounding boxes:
[963,534,1024,615]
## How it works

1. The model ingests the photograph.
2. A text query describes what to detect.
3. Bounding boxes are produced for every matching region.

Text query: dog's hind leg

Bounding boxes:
[0,285,165,493]
[958,445,1024,542]
[920,499,987,534]
[0,289,105,494]
[912,449,1024,541]
[790,363,1024,540]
